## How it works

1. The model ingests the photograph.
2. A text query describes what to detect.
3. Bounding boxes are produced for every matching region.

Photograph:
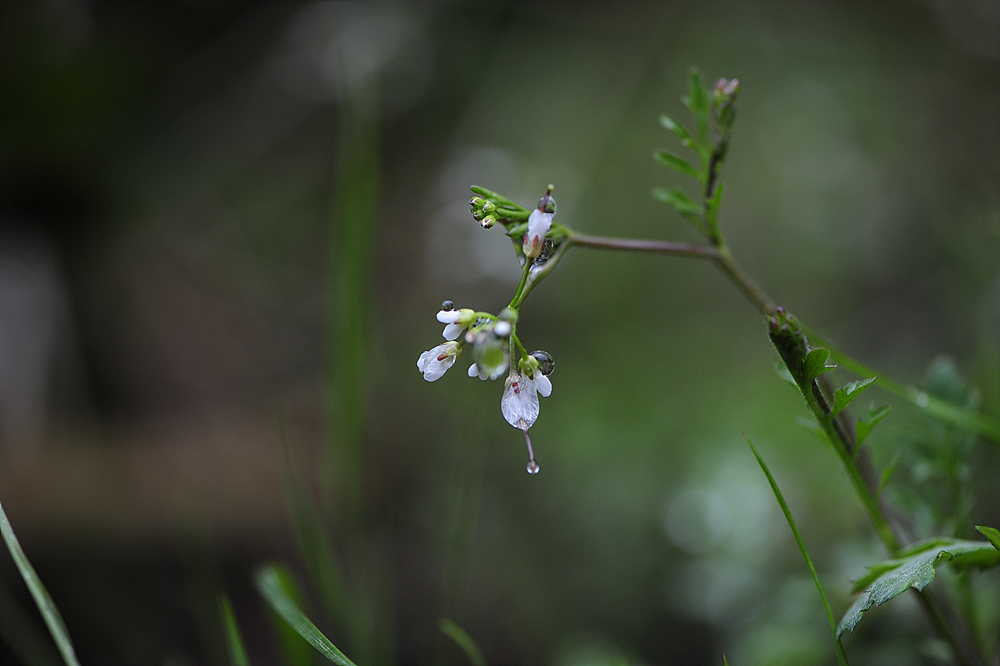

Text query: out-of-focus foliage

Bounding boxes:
[1,2,998,665]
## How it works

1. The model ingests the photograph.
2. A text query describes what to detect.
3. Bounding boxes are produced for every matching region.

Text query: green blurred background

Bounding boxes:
[2,1,998,665]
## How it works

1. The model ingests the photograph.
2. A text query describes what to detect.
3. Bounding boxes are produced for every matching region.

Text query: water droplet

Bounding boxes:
[527,461,540,474]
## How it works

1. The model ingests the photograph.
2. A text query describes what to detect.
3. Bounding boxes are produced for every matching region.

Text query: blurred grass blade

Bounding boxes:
[218,593,251,666]
[255,564,358,666]
[439,618,487,666]
[0,498,81,666]
[744,436,848,666]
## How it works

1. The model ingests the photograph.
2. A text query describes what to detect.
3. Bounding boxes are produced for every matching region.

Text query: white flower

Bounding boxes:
[501,371,552,429]
[522,208,554,259]
[417,341,460,381]
[437,308,474,340]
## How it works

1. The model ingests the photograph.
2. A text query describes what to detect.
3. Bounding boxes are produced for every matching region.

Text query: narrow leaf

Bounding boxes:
[255,565,358,666]
[439,618,487,666]
[654,150,700,180]
[651,187,705,232]
[219,593,251,666]
[976,525,1000,551]
[0,498,81,666]
[745,435,848,666]
[831,377,878,418]
[837,537,1000,638]
[773,360,798,390]
[803,348,836,383]
[705,180,725,235]
[856,403,892,446]
[683,68,710,145]
[877,450,903,495]
[659,114,696,150]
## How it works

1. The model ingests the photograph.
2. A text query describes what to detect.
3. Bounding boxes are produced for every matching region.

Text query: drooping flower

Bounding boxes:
[416,341,460,381]
[500,370,552,430]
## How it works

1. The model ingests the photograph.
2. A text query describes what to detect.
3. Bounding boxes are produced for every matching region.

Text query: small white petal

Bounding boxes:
[534,373,552,397]
[437,309,461,324]
[468,363,479,378]
[442,322,465,340]
[494,321,511,337]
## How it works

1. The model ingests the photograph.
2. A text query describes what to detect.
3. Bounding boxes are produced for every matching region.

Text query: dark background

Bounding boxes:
[2,2,998,665]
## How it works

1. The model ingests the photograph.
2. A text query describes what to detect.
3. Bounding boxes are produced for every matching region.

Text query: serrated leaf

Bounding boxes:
[856,403,893,446]
[255,565,358,666]
[976,525,1000,551]
[803,348,836,383]
[654,150,700,179]
[659,114,697,150]
[831,377,878,418]
[837,537,1000,638]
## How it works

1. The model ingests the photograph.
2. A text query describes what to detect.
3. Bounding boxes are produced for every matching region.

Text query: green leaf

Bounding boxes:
[654,150,700,180]
[876,450,902,495]
[255,565,358,666]
[439,619,488,666]
[219,593,251,666]
[705,180,725,235]
[830,377,878,418]
[683,68,710,146]
[774,360,798,390]
[659,114,697,151]
[976,525,1000,551]
[837,537,1000,638]
[651,187,705,232]
[0,498,81,666]
[856,403,893,446]
[803,348,836,383]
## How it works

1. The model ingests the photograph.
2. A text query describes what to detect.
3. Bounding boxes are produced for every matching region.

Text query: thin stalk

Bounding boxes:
[745,436,849,666]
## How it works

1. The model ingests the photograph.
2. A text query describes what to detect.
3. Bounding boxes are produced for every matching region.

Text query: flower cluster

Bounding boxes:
[418,187,561,474]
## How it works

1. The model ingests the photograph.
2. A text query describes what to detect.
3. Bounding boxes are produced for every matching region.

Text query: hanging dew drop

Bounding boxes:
[527,461,540,474]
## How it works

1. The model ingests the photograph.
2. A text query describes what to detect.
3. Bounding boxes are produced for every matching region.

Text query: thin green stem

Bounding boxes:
[745,435,849,666]
[508,260,531,310]
[1,499,80,666]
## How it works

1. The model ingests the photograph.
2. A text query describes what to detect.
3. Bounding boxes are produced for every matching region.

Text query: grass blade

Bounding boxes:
[439,618,487,666]
[255,564,358,666]
[219,593,251,666]
[0,498,81,666]
[744,435,848,666]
